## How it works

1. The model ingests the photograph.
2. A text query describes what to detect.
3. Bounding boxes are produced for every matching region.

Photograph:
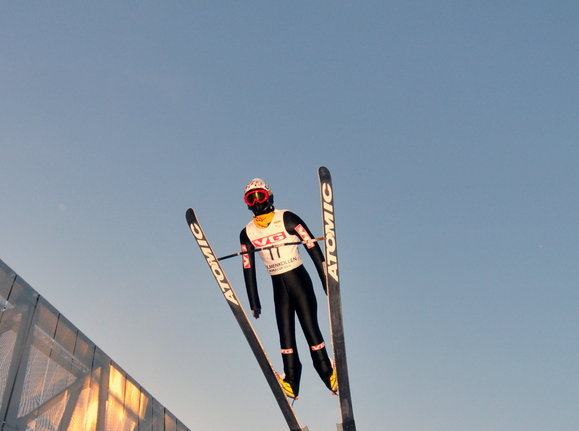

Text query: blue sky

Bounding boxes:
[1,2,577,430]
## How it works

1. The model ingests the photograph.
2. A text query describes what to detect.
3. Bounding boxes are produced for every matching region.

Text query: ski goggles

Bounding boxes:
[244,189,269,206]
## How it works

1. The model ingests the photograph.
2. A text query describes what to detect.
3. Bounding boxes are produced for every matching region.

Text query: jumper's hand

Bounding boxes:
[252,309,261,319]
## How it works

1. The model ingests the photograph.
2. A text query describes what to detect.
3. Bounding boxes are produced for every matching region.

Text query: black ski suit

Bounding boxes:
[240,209,333,394]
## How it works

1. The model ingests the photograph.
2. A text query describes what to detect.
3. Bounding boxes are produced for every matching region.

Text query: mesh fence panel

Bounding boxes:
[24,391,68,431]
[67,367,101,431]
[0,259,191,431]
[0,328,17,402]
[17,327,78,417]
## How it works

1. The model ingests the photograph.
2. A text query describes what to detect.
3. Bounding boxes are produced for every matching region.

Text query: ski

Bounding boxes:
[318,167,356,431]
[185,209,308,431]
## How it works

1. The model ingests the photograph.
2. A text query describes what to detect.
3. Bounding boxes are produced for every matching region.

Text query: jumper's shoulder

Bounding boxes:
[281,209,298,220]
[282,210,306,226]
[240,226,250,242]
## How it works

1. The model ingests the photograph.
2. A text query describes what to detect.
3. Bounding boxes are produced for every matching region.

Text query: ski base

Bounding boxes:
[319,167,357,431]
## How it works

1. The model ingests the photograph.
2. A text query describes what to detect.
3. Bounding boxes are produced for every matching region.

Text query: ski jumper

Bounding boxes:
[240,209,333,395]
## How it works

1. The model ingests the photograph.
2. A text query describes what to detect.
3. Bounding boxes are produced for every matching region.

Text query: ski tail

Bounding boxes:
[318,167,356,431]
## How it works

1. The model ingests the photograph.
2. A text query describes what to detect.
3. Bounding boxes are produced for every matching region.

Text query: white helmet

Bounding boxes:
[244,178,272,195]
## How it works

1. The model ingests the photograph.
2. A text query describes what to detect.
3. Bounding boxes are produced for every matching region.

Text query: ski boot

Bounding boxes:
[324,364,338,395]
[275,372,299,400]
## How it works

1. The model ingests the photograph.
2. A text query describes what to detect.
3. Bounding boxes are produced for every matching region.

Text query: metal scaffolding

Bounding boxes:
[0,258,189,431]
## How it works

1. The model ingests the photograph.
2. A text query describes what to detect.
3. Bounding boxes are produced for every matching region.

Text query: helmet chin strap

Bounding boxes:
[249,203,274,216]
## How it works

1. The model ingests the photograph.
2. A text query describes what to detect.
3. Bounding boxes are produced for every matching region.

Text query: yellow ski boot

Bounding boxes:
[329,367,338,394]
[275,372,299,399]
[323,364,338,395]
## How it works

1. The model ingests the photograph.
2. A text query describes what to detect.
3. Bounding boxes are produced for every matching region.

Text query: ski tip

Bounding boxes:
[318,166,331,179]
[185,208,196,224]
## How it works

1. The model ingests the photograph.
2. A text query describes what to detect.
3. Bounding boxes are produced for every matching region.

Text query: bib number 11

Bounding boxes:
[268,246,281,261]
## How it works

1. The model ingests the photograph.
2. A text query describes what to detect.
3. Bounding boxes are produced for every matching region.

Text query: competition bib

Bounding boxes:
[245,210,303,275]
